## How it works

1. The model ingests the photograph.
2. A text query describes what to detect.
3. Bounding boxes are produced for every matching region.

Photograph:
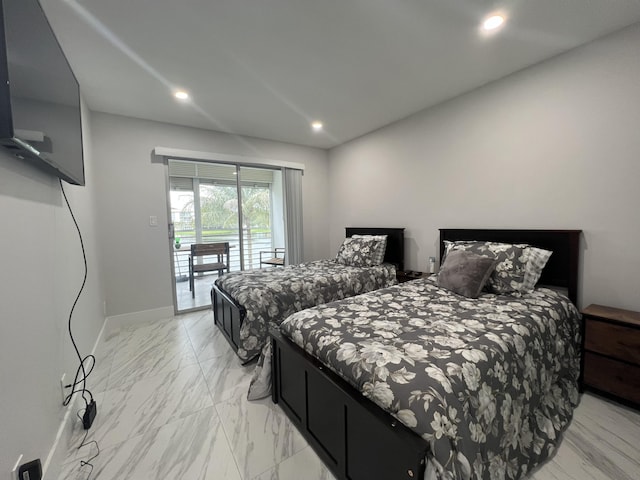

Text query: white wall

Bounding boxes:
[90,113,330,317]
[0,102,105,477]
[329,24,640,311]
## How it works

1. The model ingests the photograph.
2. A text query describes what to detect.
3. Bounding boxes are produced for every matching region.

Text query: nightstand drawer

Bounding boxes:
[583,352,640,405]
[584,319,640,365]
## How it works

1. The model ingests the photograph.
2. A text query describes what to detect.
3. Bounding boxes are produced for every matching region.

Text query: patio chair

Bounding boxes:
[259,247,285,268]
[189,242,230,298]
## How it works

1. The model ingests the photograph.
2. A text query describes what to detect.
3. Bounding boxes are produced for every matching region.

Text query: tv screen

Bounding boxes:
[0,0,85,186]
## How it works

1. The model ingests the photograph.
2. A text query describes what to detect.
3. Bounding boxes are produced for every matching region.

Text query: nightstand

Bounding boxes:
[581,304,640,408]
[396,271,428,283]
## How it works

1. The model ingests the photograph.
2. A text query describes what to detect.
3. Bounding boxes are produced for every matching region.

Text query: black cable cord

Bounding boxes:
[59,178,95,408]
[61,178,100,478]
[76,411,99,479]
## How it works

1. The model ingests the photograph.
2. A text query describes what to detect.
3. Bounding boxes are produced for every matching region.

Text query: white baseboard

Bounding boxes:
[105,306,175,330]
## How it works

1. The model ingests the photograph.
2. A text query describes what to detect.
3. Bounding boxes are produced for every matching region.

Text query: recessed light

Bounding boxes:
[174,90,189,100]
[311,121,323,132]
[482,14,505,31]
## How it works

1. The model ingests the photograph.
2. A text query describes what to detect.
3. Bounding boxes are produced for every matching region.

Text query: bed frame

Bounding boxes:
[271,229,581,480]
[211,227,405,356]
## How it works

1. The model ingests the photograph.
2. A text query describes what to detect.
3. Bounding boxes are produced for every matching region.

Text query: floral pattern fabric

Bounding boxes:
[351,234,388,265]
[279,276,581,480]
[335,236,382,267]
[215,259,397,361]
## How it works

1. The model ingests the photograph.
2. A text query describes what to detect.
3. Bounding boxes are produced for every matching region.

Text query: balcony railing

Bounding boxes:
[172,229,277,280]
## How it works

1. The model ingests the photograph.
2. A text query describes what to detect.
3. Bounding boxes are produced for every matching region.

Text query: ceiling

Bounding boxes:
[41,0,640,149]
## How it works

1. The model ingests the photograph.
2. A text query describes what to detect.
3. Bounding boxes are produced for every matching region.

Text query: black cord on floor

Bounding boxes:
[60,179,100,478]
[76,410,99,479]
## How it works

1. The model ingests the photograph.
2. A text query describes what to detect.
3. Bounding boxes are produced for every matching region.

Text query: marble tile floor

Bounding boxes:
[58,311,640,480]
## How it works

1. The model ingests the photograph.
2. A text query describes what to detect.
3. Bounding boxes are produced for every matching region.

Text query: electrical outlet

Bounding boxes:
[16,459,41,480]
[60,374,67,404]
[11,454,22,480]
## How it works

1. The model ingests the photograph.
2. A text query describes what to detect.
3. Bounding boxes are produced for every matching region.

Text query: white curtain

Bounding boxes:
[282,168,303,265]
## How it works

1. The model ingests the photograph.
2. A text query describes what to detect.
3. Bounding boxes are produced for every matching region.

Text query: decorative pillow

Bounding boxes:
[437,250,497,298]
[444,241,529,295]
[335,236,380,267]
[521,247,553,292]
[351,234,388,265]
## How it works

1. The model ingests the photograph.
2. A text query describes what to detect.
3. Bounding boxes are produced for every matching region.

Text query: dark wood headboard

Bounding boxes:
[439,229,581,305]
[346,227,405,271]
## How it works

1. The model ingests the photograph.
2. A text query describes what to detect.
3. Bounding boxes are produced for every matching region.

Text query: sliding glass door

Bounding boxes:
[168,160,285,312]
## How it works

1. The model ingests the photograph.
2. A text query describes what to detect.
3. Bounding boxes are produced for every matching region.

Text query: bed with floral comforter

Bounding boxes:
[214,259,397,361]
[279,276,581,480]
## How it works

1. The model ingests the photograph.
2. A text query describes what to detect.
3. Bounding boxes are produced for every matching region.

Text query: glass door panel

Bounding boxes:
[169,161,241,312]
[239,166,285,270]
[170,177,206,312]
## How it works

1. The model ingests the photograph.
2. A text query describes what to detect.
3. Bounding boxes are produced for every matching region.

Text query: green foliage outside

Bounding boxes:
[178,184,271,233]
[173,182,274,268]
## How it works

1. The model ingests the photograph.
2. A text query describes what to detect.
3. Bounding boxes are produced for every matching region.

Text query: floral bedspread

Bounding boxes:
[214,259,397,360]
[279,276,581,480]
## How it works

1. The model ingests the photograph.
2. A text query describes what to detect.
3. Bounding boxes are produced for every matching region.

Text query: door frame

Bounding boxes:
[163,154,291,315]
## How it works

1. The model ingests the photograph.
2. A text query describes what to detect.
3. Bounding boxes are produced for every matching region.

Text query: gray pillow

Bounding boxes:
[437,250,497,298]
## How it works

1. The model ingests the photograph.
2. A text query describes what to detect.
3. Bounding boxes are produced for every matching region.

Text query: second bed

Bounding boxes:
[212,227,405,362]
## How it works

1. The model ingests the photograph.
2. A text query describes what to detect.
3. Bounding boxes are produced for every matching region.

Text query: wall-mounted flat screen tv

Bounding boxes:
[0,0,85,186]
